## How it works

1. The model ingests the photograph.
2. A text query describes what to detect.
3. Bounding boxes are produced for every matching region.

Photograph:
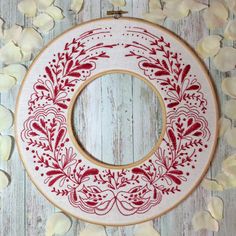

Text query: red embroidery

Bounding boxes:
[21,26,211,216]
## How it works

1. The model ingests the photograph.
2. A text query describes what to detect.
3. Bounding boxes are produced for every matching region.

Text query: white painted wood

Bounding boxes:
[0,0,234,235]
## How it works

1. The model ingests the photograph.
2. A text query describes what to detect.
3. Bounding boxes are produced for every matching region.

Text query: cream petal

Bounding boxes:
[207,197,224,220]
[45,5,64,20]
[224,99,236,120]
[0,41,22,65]
[0,105,13,132]
[3,64,27,83]
[134,221,160,236]
[79,223,107,236]
[18,0,37,17]
[192,210,219,232]
[213,47,236,72]
[216,172,236,189]
[183,0,207,12]
[33,13,55,33]
[109,0,126,7]
[36,0,54,10]
[0,170,9,190]
[225,0,236,15]
[0,135,12,161]
[222,77,236,98]
[201,178,224,191]
[70,0,84,13]
[3,24,22,43]
[222,154,236,177]
[225,128,236,148]
[0,74,16,92]
[224,19,236,40]
[45,212,72,236]
[149,0,162,9]
[143,9,166,24]
[218,117,231,137]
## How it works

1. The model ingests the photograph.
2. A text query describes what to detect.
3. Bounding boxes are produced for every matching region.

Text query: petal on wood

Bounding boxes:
[203,1,228,29]
[36,0,54,10]
[33,13,55,33]
[207,197,224,220]
[183,0,207,12]
[0,74,16,92]
[21,49,32,62]
[196,35,222,59]
[18,27,43,52]
[222,154,236,177]
[0,170,9,190]
[18,0,37,17]
[222,77,236,98]
[143,9,166,24]
[225,128,236,148]
[70,0,84,13]
[109,0,126,7]
[45,5,64,20]
[224,99,236,120]
[0,41,22,65]
[0,105,13,132]
[134,221,160,236]
[218,117,231,137]
[45,212,72,236]
[201,178,224,191]
[79,223,107,236]
[149,0,162,9]
[213,47,236,72]
[224,19,236,40]
[216,172,236,189]
[3,24,22,43]
[3,64,27,83]
[0,135,12,161]
[192,210,219,232]
[225,0,236,15]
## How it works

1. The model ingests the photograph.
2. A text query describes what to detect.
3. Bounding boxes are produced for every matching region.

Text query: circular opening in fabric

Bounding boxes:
[71,72,164,166]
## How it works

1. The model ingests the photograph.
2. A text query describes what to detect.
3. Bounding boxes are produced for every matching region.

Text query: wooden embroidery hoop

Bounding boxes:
[15,17,219,226]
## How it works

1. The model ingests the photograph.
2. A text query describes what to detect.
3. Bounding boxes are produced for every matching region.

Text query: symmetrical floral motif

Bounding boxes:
[20,25,212,218]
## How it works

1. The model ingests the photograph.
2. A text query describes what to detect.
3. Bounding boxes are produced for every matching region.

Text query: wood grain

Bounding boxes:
[0,0,234,235]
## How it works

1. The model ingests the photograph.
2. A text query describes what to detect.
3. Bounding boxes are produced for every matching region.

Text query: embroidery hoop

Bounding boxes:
[15,17,218,226]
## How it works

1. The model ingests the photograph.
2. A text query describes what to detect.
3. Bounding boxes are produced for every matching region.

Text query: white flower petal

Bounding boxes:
[45,212,71,236]
[192,210,219,232]
[0,74,16,92]
[183,0,207,12]
[45,5,64,20]
[18,0,37,17]
[216,172,236,189]
[109,0,126,7]
[0,41,22,65]
[218,117,231,137]
[21,50,32,62]
[225,128,236,148]
[224,19,236,40]
[224,99,236,120]
[222,77,236,98]
[36,0,54,10]
[225,0,236,15]
[79,223,106,236]
[0,105,13,132]
[201,178,224,191]
[163,0,190,21]
[33,13,55,33]
[0,170,9,190]
[203,1,228,29]
[18,27,43,52]
[3,24,22,44]
[3,64,27,83]
[222,154,236,177]
[134,221,160,236]
[213,47,236,72]
[149,0,162,9]
[71,0,84,13]
[0,135,12,161]
[143,9,166,24]
[196,35,221,59]
[207,197,223,220]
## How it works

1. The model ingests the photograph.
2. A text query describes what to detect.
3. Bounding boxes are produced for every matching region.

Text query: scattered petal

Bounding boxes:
[45,5,64,20]
[213,47,236,72]
[196,35,221,59]
[3,64,27,83]
[222,77,236,98]
[0,170,9,190]
[164,0,189,20]
[0,135,12,161]
[70,0,84,13]
[222,154,236,177]
[36,0,54,10]
[134,221,160,236]
[225,0,236,15]
[225,128,236,148]
[216,172,236,189]
[201,178,224,191]
[3,24,22,44]
[109,0,126,7]
[45,212,72,236]
[33,13,55,33]
[224,19,236,40]
[0,41,22,65]
[207,197,223,220]
[203,1,228,29]
[79,223,106,236]
[143,9,166,24]
[18,0,37,17]
[0,105,13,132]
[21,49,32,62]
[183,0,207,12]
[192,210,219,232]
[218,117,231,137]
[149,0,162,9]
[0,74,16,92]
[224,99,236,120]
[18,27,43,52]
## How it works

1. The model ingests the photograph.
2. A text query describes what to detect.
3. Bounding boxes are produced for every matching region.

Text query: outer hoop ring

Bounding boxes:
[15,17,219,226]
